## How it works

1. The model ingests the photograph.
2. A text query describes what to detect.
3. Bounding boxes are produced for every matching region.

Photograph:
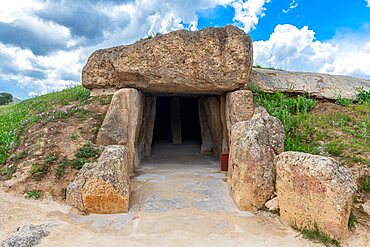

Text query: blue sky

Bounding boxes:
[0,0,369,99]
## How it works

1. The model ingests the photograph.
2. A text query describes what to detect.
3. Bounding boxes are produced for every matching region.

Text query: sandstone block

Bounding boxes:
[228,107,285,211]
[82,26,253,94]
[275,151,357,239]
[203,97,223,155]
[226,90,254,136]
[96,88,144,173]
[66,145,130,214]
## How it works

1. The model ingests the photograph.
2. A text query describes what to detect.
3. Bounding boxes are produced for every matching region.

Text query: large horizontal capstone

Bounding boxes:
[82,25,253,95]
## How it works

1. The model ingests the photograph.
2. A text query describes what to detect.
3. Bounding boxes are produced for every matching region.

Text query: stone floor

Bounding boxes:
[1,142,332,246]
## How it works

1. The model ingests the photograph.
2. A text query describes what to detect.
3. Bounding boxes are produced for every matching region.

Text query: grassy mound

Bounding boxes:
[0,86,111,200]
[0,86,90,164]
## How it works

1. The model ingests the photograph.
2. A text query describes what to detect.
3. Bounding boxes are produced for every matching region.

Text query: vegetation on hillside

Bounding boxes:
[251,85,370,169]
[0,85,111,200]
[0,86,90,164]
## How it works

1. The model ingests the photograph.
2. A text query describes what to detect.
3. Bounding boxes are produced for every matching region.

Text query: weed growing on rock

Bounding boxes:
[25,190,41,199]
[348,211,358,230]
[301,225,340,247]
[291,223,340,247]
[360,174,369,193]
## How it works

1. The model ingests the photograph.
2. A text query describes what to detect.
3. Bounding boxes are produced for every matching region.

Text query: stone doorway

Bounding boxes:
[152,96,202,153]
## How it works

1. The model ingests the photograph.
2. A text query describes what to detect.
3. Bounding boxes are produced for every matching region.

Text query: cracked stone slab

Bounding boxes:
[135,174,168,183]
[143,194,187,212]
[184,180,238,212]
[2,223,54,247]
[69,205,138,231]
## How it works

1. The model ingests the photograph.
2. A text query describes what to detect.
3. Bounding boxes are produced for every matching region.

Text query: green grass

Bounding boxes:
[336,97,353,107]
[253,64,284,71]
[0,86,90,165]
[348,211,358,230]
[325,141,345,156]
[55,157,70,179]
[25,190,41,199]
[300,225,340,247]
[251,85,370,168]
[251,85,316,153]
[71,141,99,170]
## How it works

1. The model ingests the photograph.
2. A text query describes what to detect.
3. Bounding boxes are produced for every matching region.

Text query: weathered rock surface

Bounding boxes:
[138,96,157,158]
[203,97,223,155]
[220,95,229,154]
[66,145,130,214]
[2,223,50,247]
[82,25,253,95]
[275,151,357,239]
[228,107,285,211]
[226,90,254,136]
[198,98,213,154]
[96,88,144,172]
[251,68,370,100]
[265,197,279,212]
[169,97,182,144]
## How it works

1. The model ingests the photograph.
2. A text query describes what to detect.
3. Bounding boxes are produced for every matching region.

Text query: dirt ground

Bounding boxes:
[1,142,369,247]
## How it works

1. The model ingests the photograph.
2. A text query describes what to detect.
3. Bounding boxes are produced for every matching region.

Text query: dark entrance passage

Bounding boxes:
[153,96,201,145]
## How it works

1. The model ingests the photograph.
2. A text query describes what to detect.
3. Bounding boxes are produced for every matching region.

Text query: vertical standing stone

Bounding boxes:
[220,94,229,154]
[228,107,285,211]
[96,88,144,174]
[226,90,255,136]
[137,96,157,160]
[144,96,157,157]
[203,97,223,155]
[199,97,213,154]
[170,97,182,144]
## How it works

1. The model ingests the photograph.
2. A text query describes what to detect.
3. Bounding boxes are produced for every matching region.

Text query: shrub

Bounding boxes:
[71,158,86,170]
[357,88,370,105]
[0,92,13,105]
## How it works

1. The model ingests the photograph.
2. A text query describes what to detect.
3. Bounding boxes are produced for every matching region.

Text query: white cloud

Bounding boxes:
[1,0,275,97]
[0,0,43,23]
[282,0,299,14]
[231,0,271,33]
[367,0,370,7]
[254,24,370,79]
